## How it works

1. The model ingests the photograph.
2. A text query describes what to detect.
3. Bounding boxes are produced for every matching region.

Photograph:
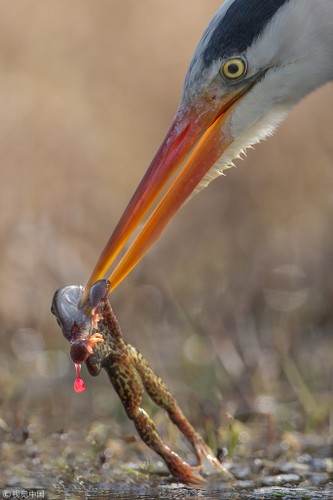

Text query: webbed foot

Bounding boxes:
[165,453,206,485]
[192,438,233,479]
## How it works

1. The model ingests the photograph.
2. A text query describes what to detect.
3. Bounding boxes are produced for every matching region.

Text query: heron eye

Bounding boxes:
[221,58,247,80]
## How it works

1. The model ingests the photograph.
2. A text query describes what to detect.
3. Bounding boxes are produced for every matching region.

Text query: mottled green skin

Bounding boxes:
[85,295,230,484]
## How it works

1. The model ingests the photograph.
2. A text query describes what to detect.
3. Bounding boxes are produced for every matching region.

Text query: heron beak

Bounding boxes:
[81,83,251,304]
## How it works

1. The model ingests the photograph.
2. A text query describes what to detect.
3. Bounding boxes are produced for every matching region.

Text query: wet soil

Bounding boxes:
[1,418,332,499]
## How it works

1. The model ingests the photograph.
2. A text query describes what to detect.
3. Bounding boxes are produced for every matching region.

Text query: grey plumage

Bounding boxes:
[182,0,333,194]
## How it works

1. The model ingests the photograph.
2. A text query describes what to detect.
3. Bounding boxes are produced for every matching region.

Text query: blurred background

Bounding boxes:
[0,0,333,475]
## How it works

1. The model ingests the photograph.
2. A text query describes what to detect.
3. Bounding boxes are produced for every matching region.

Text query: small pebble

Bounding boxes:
[261,473,301,486]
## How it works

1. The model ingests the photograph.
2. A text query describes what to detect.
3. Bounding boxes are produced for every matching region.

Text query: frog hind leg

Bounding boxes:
[104,354,205,485]
[127,344,232,479]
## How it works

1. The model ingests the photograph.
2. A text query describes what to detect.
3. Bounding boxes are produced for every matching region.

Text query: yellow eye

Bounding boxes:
[221,57,247,80]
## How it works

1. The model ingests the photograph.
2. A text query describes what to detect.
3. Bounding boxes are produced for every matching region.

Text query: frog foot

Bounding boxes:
[193,439,233,479]
[91,311,102,329]
[70,333,104,363]
[86,332,104,354]
[165,453,206,486]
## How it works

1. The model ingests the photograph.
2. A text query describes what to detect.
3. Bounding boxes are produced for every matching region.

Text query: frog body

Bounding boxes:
[51,280,231,485]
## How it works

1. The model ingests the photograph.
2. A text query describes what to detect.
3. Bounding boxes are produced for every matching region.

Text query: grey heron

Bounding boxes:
[81,0,333,302]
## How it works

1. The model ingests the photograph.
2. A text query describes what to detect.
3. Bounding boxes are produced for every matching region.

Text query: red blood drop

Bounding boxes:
[74,377,86,393]
[74,363,86,393]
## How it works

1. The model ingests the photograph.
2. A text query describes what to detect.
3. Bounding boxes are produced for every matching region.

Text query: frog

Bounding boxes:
[51,279,231,485]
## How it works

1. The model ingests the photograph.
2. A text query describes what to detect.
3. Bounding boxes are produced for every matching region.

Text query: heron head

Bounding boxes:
[180,0,332,180]
[81,0,333,301]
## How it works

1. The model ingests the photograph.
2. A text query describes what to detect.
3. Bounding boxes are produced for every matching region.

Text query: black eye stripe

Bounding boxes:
[202,0,289,65]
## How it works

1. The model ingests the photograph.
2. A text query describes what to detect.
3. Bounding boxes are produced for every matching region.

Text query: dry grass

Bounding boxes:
[0,0,332,445]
